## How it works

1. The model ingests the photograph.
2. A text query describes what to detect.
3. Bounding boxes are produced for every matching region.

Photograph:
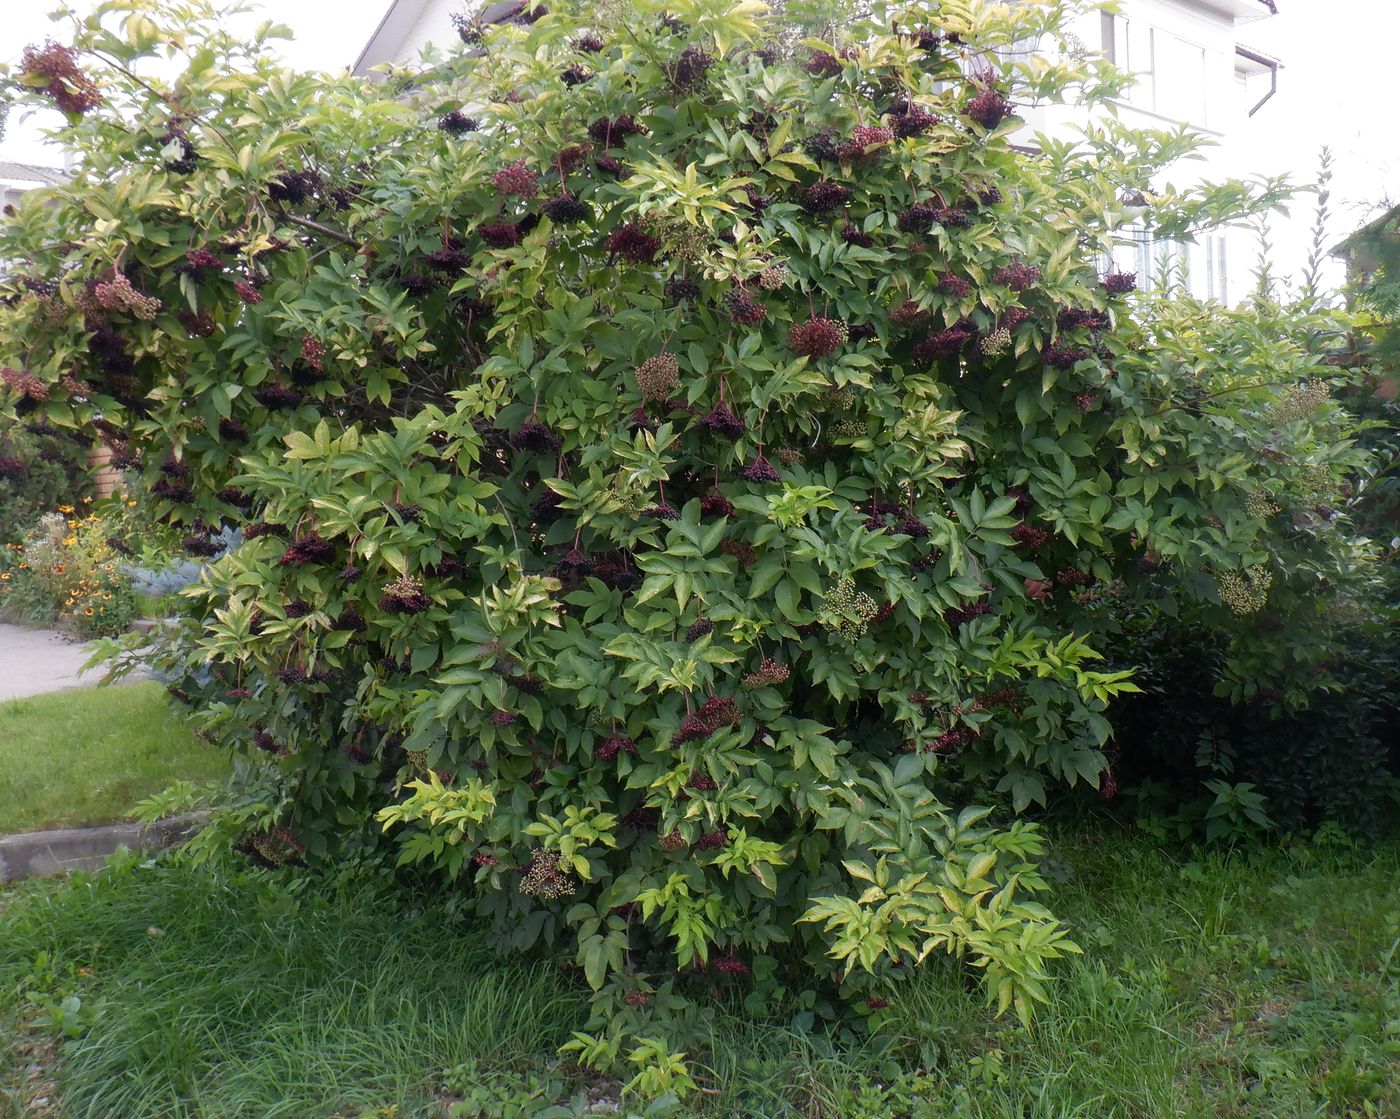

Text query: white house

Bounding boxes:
[354,0,463,72]
[0,160,66,212]
[1021,0,1281,303]
[354,0,1281,303]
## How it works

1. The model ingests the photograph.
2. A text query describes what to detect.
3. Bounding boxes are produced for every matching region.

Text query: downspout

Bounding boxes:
[1236,46,1279,117]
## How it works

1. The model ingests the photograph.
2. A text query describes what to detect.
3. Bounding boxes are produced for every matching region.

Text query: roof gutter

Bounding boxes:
[1236,46,1279,116]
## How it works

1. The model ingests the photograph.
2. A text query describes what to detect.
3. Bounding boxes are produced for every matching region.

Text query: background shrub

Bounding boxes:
[0,499,142,636]
[0,416,91,548]
[1094,300,1400,841]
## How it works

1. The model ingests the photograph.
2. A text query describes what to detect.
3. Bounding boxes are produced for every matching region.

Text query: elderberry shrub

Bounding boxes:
[0,0,1373,1096]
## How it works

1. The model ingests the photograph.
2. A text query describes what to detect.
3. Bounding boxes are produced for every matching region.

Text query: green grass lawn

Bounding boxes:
[0,683,228,833]
[1,827,1396,1119]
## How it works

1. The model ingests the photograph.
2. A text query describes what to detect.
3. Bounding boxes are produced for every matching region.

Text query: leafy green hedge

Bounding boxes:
[0,0,1379,1087]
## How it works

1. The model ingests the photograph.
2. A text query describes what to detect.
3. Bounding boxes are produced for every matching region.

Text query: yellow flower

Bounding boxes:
[0,573,9,581]
[58,504,74,514]
[82,496,93,504]
[128,500,138,507]
[103,593,112,600]
[64,598,74,606]
[85,607,95,616]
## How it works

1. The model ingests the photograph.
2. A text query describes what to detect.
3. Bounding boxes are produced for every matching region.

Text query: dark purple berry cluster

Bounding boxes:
[686,617,715,641]
[897,201,938,233]
[1011,522,1049,549]
[801,182,851,214]
[804,50,844,77]
[700,403,746,440]
[588,114,647,147]
[840,124,893,160]
[492,160,539,197]
[666,45,714,91]
[479,221,523,248]
[841,224,874,248]
[334,606,367,632]
[944,602,992,627]
[543,194,590,224]
[665,275,699,304]
[254,383,301,410]
[966,85,1013,129]
[513,422,563,454]
[438,110,478,135]
[1057,308,1108,331]
[605,222,661,264]
[278,532,336,567]
[697,490,733,520]
[1042,344,1088,369]
[741,658,790,688]
[889,100,937,138]
[992,261,1040,291]
[20,40,101,114]
[912,325,972,362]
[802,130,841,163]
[724,290,767,325]
[268,169,320,205]
[739,455,780,483]
[787,316,848,358]
[425,245,469,272]
[596,733,636,761]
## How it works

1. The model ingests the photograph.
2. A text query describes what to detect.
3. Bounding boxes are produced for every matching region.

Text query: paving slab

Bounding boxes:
[0,815,205,883]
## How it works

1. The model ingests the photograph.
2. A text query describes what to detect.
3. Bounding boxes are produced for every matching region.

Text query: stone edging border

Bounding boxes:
[0,814,206,883]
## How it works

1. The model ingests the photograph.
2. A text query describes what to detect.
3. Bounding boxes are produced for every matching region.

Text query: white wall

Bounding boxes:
[362,0,460,70]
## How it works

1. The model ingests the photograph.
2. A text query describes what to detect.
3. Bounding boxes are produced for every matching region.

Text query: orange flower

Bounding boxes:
[85,607,95,616]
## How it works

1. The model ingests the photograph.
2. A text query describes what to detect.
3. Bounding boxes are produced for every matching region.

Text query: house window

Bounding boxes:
[1105,223,1201,294]
[1204,233,1228,302]
[1103,15,1156,113]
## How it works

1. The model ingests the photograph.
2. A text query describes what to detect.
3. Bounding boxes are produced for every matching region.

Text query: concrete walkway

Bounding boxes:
[0,622,106,702]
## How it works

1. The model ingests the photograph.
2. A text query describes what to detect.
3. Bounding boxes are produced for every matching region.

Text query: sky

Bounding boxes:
[1,0,1394,295]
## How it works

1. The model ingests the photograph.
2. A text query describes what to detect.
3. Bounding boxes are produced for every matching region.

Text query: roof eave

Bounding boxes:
[354,0,416,75]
